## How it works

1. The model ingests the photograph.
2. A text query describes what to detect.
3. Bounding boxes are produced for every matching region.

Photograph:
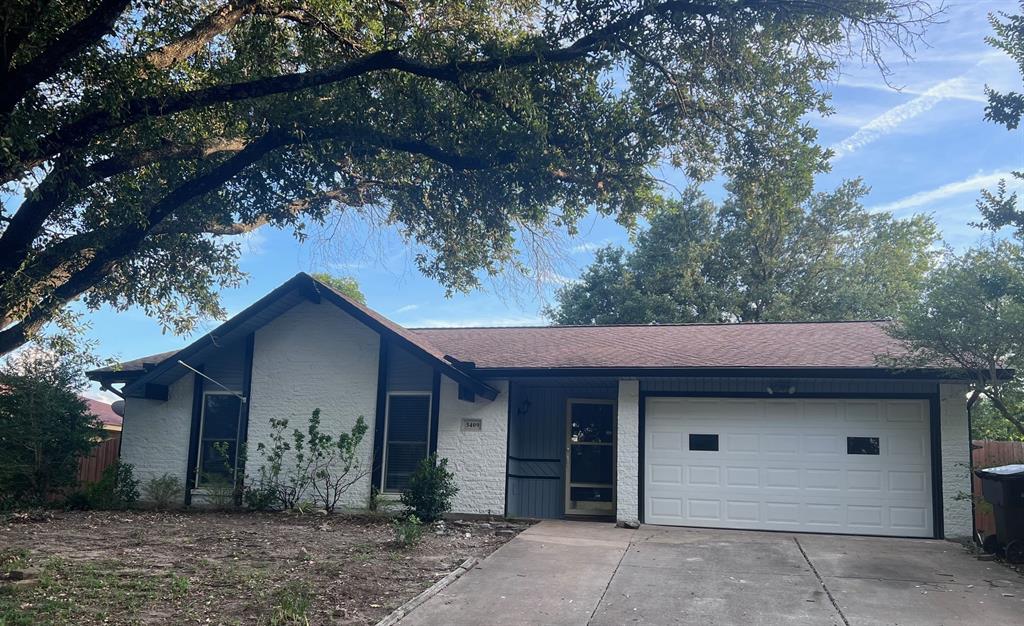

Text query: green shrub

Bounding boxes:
[393,514,423,548]
[84,461,140,509]
[399,455,458,523]
[143,474,183,510]
[0,349,102,508]
[243,480,279,511]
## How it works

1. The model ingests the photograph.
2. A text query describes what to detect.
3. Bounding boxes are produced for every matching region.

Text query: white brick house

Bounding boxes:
[90,273,976,540]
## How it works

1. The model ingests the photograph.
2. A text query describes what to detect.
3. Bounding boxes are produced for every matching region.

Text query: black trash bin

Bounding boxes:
[975,464,1024,563]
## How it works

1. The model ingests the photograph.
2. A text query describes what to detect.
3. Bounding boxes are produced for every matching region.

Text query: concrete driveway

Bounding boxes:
[401,520,1024,625]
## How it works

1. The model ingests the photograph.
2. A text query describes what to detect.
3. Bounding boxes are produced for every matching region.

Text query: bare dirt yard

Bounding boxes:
[0,510,525,625]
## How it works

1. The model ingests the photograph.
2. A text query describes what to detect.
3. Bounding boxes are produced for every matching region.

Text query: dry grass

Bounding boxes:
[0,510,523,625]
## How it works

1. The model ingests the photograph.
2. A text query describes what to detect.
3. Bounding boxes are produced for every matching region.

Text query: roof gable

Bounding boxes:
[101,273,497,400]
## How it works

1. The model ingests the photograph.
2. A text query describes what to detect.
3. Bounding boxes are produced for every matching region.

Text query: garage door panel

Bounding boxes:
[886,401,926,423]
[643,397,933,538]
[845,400,883,422]
[847,469,883,492]
[726,433,759,453]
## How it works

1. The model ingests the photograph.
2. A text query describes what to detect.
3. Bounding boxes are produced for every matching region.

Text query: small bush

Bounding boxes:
[248,410,369,512]
[393,514,423,548]
[84,462,140,510]
[243,480,279,511]
[143,474,183,510]
[400,455,458,523]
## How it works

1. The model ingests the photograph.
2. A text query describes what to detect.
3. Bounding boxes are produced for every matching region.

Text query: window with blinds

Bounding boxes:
[384,394,431,491]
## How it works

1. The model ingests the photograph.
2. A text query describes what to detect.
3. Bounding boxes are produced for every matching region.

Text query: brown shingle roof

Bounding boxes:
[91,350,180,373]
[412,320,904,370]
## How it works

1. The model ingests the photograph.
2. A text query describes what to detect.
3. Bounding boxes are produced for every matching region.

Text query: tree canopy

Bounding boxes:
[886,242,1024,437]
[310,272,364,304]
[549,180,939,325]
[0,0,938,356]
[886,2,1024,439]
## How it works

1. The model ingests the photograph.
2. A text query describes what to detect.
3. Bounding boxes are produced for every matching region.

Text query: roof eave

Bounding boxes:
[467,365,986,381]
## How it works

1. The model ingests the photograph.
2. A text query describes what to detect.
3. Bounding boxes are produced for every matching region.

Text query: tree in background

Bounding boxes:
[885,242,1024,438]
[549,180,938,324]
[0,0,939,356]
[310,273,365,304]
[886,2,1024,441]
[0,347,103,506]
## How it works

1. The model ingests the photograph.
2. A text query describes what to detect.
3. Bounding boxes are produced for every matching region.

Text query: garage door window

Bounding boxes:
[689,434,719,451]
[847,436,880,455]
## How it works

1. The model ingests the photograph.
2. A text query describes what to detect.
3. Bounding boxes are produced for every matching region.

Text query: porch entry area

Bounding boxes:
[506,379,619,519]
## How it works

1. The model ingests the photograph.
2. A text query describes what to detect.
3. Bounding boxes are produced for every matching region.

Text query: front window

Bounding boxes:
[383,394,431,492]
[197,393,242,486]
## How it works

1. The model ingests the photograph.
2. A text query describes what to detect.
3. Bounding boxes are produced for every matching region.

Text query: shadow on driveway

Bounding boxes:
[400,521,1024,625]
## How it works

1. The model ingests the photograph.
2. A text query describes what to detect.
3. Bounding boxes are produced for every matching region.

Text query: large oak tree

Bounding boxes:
[0,0,938,355]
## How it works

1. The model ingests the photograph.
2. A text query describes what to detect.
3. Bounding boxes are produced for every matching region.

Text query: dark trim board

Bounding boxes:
[235,333,256,505]
[929,395,944,539]
[638,391,944,540]
[479,367,979,381]
[371,340,390,492]
[429,370,441,457]
[508,455,563,464]
[503,383,513,518]
[184,368,205,506]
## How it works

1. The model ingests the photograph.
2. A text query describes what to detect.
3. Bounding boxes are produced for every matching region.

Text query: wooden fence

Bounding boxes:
[77,436,120,484]
[972,439,1024,538]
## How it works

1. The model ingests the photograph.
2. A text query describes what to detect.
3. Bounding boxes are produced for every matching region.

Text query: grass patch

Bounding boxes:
[267,580,313,626]
[0,557,162,625]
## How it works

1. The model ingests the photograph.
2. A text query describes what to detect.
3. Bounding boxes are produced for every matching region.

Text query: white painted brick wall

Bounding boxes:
[616,379,640,523]
[940,383,972,540]
[246,300,380,510]
[435,378,508,515]
[121,373,193,504]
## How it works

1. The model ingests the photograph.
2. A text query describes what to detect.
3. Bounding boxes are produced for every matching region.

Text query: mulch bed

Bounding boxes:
[0,510,526,625]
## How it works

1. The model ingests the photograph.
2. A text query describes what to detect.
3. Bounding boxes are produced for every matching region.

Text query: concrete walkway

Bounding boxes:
[401,521,1024,625]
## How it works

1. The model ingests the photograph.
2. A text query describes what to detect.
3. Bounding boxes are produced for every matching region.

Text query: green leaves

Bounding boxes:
[887,240,1024,436]
[0,0,938,355]
[550,180,939,325]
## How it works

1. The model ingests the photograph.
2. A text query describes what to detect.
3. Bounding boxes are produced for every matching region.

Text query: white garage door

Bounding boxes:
[644,397,934,538]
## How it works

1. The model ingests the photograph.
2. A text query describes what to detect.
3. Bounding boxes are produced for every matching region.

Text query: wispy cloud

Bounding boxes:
[830,76,975,160]
[394,304,419,314]
[570,239,613,254]
[405,315,546,328]
[870,170,1022,214]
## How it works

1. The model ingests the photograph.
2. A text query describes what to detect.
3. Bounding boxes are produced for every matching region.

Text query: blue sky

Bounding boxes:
[72,1,1022,399]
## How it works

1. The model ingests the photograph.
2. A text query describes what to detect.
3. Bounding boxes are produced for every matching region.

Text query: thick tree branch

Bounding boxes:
[1,121,509,340]
[5,0,728,180]
[143,0,261,70]
[0,138,247,284]
[1,0,131,115]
